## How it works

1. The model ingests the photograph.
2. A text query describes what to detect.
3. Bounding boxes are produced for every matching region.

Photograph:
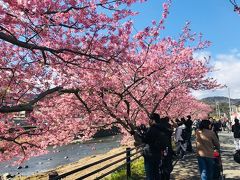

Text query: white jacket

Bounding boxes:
[175,124,186,142]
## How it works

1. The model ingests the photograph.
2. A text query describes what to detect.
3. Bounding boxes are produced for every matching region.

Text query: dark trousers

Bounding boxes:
[144,156,161,180]
[214,131,219,139]
[161,155,173,180]
[186,131,193,152]
[186,138,193,152]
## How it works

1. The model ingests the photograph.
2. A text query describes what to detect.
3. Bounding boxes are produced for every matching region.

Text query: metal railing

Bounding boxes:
[49,145,143,180]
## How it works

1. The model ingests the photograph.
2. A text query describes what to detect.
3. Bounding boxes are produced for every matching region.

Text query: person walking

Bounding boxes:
[159,116,174,180]
[175,118,187,158]
[196,120,220,180]
[193,119,201,132]
[226,120,232,133]
[232,118,240,152]
[185,115,193,152]
[141,113,173,180]
[222,119,227,132]
[209,117,221,139]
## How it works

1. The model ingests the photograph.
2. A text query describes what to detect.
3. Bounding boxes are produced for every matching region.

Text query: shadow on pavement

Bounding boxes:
[171,153,200,180]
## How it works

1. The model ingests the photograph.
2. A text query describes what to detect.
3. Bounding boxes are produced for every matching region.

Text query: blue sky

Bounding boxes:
[131,0,240,99]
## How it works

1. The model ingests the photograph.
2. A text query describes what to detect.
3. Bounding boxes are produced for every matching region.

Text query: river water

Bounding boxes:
[0,135,121,176]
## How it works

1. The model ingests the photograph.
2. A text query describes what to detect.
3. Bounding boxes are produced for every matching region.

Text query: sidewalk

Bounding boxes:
[219,132,240,179]
[171,132,240,180]
[171,153,199,180]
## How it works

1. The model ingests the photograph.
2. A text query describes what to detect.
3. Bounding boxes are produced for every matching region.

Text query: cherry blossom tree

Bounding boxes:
[229,0,240,14]
[0,0,219,163]
[0,0,146,162]
[161,93,212,119]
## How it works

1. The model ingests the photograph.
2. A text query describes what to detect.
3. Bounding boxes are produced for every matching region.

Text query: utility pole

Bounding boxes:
[215,101,221,118]
[215,101,218,117]
[228,87,232,120]
[218,103,221,118]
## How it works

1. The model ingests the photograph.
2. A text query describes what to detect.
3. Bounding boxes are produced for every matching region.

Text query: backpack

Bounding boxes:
[153,130,171,152]
[142,131,169,158]
[233,124,240,138]
[222,121,226,127]
[181,128,188,141]
[142,144,152,157]
[234,151,240,164]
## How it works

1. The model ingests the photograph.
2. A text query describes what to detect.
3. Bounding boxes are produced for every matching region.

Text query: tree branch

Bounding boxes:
[74,92,91,114]
[43,0,118,15]
[0,87,63,113]
[0,32,108,63]
[99,90,131,132]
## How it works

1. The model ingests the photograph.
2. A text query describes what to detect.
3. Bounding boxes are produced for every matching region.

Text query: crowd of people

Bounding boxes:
[133,113,240,180]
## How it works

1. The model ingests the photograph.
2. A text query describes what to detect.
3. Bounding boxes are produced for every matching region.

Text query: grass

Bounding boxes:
[105,139,179,180]
[104,157,145,180]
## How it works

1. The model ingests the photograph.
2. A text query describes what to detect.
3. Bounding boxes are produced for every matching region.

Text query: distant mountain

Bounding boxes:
[201,96,240,105]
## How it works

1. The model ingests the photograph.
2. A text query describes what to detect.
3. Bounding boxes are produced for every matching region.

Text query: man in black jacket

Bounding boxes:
[185,115,193,152]
[232,118,240,152]
[141,113,173,180]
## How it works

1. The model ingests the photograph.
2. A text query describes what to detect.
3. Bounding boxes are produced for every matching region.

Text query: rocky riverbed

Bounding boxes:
[14,146,131,180]
[0,135,123,178]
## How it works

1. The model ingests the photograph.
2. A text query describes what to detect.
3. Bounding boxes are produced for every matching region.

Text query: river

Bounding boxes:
[0,135,121,176]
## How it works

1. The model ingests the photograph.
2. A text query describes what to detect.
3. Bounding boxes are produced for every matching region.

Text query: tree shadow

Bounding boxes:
[171,153,200,179]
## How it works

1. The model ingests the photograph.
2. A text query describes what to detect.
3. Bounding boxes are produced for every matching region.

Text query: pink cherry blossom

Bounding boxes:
[0,0,220,163]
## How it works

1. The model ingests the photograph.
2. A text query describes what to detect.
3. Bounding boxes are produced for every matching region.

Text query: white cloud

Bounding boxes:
[192,50,240,99]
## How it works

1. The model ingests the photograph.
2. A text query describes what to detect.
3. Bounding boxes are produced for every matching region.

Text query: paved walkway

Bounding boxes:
[171,151,199,179]
[171,132,240,180]
[219,132,240,179]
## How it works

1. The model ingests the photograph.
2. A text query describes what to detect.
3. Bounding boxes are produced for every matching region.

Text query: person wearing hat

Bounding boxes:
[141,113,173,180]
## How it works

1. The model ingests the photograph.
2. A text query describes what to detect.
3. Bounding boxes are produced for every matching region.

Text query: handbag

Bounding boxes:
[233,150,240,164]
[142,144,153,157]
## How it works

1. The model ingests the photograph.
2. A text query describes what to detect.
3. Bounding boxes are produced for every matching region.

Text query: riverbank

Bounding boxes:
[0,135,122,177]
[14,145,133,180]
[8,132,240,180]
